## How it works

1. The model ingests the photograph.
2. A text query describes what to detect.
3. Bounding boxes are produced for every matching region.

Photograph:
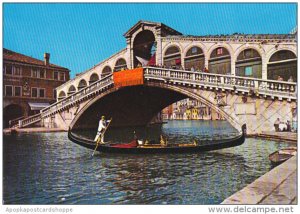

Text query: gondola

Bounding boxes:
[68,124,246,154]
[269,147,297,166]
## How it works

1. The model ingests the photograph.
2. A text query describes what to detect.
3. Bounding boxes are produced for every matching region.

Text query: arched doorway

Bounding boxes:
[267,50,297,82]
[101,66,112,78]
[114,58,127,72]
[209,47,231,75]
[236,48,262,78]
[3,104,24,128]
[163,45,181,68]
[133,30,156,68]
[184,46,205,71]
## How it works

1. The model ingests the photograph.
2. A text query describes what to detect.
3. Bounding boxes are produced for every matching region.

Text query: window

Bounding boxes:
[14,66,22,76]
[39,88,45,98]
[5,85,13,96]
[31,88,38,98]
[39,70,46,79]
[14,86,22,96]
[59,72,65,81]
[217,48,223,55]
[5,65,13,75]
[32,68,38,78]
[54,71,59,80]
[245,66,253,76]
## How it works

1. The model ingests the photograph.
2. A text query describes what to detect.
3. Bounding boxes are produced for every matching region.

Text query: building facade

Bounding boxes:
[3,48,70,128]
[162,98,224,121]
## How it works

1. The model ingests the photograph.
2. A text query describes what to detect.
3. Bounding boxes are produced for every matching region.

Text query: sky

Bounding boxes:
[3,3,297,78]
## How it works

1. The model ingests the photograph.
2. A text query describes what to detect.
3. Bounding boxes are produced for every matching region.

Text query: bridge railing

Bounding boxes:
[41,74,114,117]
[19,74,114,128]
[144,67,297,100]
[19,113,42,128]
[9,116,25,128]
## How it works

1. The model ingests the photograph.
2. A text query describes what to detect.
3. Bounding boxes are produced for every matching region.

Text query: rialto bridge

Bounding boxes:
[17,21,297,135]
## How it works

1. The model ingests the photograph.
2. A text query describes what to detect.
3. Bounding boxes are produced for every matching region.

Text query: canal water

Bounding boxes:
[3,120,293,205]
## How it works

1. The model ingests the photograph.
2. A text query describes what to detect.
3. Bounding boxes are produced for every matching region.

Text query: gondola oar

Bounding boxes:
[92,118,112,157]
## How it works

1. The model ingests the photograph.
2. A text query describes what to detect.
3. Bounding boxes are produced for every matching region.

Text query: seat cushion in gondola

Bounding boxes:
[110,140,138,148]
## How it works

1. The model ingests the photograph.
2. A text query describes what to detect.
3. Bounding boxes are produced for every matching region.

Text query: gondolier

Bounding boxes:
[94,116,111,144]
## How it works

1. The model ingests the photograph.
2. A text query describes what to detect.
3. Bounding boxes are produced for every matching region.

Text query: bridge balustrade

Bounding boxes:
[9,116,25,128]
[19,75,114,128]
[144,66,297,100]
[41,74,114,117]
[18,66,296,128]
[19,113,42,128]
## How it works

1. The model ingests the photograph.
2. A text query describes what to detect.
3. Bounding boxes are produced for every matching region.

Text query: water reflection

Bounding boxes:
[3,121,293,204]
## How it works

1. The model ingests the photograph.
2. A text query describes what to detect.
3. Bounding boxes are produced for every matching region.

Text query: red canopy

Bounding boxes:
[148,53,156,66]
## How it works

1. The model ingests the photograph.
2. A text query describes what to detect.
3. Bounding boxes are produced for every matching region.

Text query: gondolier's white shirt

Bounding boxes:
[97,119,110,132]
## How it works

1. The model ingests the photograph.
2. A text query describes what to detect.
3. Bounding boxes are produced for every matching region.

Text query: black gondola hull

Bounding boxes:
[68,130,245,154]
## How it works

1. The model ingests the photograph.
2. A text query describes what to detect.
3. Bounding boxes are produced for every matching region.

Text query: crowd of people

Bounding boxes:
[145,63,210,73]
[274,118,293,132]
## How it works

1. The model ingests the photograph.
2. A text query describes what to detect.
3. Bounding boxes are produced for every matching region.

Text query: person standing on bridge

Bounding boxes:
[94,116,111,144]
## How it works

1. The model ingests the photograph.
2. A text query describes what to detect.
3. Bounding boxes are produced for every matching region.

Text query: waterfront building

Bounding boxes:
[163,98,224,121]
[3,48,70,128]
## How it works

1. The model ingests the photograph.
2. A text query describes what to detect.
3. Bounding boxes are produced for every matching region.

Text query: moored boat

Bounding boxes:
[68,124,246,154]
[269,147,297,166]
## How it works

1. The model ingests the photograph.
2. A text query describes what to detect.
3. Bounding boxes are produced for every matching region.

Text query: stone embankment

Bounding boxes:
[222,156,297,204]
[3,127,66,134]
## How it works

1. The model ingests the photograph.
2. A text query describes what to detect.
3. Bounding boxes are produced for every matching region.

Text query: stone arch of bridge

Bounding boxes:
[132,30,156,67]
[69,83,242,133]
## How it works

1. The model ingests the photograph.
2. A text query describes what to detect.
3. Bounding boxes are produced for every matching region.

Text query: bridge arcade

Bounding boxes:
[55,21,297,100]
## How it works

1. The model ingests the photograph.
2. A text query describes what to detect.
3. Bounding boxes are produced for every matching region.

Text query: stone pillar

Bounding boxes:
[126,36,132,69]
[231,57,236,76]
[204,56,209,70]
[156,30,162,66]
[261,57,268,80]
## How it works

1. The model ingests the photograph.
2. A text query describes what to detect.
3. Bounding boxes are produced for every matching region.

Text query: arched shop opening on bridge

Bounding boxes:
[58,91,66,100]
[209,47,231,75]
[101,66,112,78]
[68,85,76,95]
[78,79,87,90]
[267,50,297,82]
[89,73,99,84]
[133,30,156,68]
[184,46,205,71]
[3,104,24,128]
[163,45,182,68]
[114,58,127,72]
[235,48,262,78]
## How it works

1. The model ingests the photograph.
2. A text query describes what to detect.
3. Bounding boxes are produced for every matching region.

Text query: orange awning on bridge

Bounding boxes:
[113,67,144,88]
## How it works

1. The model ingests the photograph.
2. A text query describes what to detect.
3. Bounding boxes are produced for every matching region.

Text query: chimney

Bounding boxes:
[44,53,50,65]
